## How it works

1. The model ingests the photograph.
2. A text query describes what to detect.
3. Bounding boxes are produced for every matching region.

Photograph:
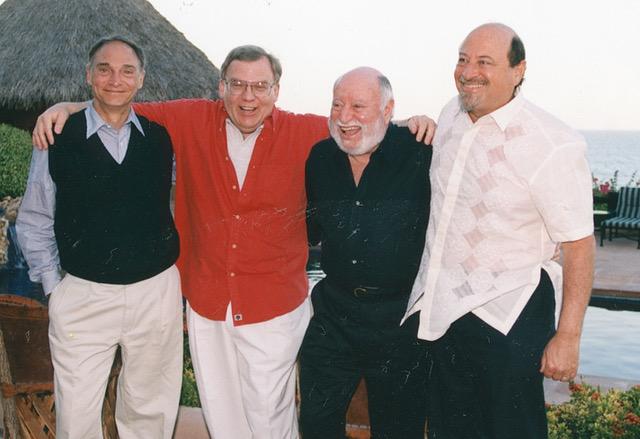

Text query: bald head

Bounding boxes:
[329,67,395,156]
[466,23,516,44]
[465,23,526,68]
[455,22,527,122]
[333,67,394,113]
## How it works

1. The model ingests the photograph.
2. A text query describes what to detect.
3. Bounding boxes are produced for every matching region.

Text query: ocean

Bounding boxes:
[582,130,640,186]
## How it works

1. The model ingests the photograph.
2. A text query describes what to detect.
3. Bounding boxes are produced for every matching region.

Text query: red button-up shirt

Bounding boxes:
[134,99,328,324]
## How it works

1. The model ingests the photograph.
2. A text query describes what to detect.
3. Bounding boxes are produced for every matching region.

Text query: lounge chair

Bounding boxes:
[600,186,640,249]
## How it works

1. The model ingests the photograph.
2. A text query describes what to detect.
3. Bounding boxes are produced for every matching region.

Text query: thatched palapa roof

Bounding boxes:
[0,0,219,111]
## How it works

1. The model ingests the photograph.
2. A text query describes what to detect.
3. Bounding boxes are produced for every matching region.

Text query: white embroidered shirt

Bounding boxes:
[405,94,593,340]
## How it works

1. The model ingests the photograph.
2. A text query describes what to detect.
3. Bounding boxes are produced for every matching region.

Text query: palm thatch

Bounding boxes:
[0,0,219,111]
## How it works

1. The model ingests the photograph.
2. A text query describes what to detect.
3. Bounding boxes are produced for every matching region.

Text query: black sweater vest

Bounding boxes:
[49,111,179,284]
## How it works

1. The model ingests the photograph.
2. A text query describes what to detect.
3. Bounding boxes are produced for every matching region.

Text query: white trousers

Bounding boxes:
[48,265,183,439]
[187,298,311,439]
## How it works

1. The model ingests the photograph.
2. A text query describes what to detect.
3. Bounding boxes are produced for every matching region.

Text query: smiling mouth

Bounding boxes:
[339,125,361,138]
[459,77,487,91]
[239,105,257,113]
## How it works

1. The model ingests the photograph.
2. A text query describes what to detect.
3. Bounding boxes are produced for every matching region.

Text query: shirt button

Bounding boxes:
[231,244,237,249]
[351,259,358,264]
[232,185,237,190]
[234,214,240,220]
[225,156,230,161]
[233,314,243,321]
[230,272,236,277]
[355,200,363,206]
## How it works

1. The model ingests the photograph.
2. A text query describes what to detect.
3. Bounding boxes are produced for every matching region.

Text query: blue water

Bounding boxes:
[579,307,640,381]
[582,130,640,187]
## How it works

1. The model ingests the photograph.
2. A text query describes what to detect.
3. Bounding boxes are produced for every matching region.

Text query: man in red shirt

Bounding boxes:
[33,45,433,439]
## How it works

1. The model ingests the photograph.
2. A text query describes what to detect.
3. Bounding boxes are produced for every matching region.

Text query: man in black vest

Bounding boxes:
[16,37,182,439]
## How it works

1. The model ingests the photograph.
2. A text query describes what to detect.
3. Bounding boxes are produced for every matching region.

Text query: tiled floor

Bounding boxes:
[593,233,640,296]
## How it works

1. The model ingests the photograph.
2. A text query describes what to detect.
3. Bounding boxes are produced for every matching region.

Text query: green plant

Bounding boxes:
[0,124,32,198]
[593,171,619,198]
[180,335,201,407]
[626,171,639,188]
[547,382,640,438]
[593,170,640,199]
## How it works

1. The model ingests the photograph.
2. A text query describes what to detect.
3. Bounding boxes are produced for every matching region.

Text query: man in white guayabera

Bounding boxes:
[404,23,595,439]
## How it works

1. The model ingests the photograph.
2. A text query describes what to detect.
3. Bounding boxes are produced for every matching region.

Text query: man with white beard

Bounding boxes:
[299,67,432,439]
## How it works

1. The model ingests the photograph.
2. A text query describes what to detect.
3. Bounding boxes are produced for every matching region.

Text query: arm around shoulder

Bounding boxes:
[33,101,89,149]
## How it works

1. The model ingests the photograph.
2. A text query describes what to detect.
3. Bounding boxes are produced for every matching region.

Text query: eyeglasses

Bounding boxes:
[223,79,275,97]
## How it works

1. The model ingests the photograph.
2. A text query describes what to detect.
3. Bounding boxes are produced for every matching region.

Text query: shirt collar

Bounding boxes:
[456,92,525,132]
[225,118,264,140]
[487,92,525,131]
[85,101,145,139]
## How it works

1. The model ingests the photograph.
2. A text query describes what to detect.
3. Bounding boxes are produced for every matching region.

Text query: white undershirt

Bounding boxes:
[225,119,263,189]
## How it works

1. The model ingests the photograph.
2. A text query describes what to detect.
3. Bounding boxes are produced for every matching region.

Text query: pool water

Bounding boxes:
[579,306,640,381]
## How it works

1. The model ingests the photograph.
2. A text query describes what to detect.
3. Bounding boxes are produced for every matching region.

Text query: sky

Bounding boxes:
[146,0,640,131]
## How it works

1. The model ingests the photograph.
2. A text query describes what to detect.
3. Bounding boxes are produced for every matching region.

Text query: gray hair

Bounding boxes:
[377,74,394,113]
[220,45,282,83]
[88,35,145,70]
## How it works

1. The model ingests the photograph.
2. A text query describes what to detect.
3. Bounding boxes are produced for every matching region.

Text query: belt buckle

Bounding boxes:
[353,287,367,297]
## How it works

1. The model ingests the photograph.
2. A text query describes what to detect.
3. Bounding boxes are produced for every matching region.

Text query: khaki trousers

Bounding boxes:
[48,265,183,439]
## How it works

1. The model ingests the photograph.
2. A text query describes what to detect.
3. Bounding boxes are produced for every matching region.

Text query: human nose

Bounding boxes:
[458,62,478,80]
[109,71,121,85]
[240,83,256,99]
[337,105,354,123]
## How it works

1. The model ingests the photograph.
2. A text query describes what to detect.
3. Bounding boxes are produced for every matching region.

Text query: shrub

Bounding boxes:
[0,124,32,198]
[180,335,201,407]
[547,382,640,439]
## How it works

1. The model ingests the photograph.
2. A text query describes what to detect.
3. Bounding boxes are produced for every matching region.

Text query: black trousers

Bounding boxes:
[427,270,556,439]
[299,280,429,439]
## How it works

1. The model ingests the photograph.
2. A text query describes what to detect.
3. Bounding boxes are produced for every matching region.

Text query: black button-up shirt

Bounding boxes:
[306,125,431,292]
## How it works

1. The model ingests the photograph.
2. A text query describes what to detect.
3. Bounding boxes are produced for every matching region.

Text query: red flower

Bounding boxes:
[612,424,624,437]
[569,383,583,393]
[625,412,640,425]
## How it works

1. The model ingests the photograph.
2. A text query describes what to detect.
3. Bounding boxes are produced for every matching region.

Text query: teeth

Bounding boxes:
[460,80,485,88]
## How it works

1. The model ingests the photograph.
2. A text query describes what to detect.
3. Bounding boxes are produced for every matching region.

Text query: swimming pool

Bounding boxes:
[579,306,640,381]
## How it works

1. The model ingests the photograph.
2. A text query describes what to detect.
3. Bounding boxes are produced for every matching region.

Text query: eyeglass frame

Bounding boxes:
[222,78,277,96]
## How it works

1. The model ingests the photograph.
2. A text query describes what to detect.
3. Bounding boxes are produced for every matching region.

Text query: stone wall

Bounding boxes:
[0,197,21,266]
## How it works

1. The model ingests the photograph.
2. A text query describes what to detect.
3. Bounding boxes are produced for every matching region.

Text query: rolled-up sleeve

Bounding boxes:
[16,148,61,294]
